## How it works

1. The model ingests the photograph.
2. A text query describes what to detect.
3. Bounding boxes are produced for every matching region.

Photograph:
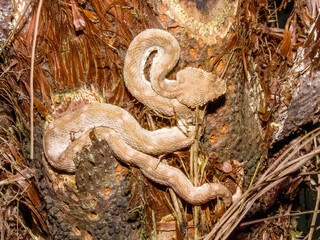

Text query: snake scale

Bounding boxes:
[43,29,232,205]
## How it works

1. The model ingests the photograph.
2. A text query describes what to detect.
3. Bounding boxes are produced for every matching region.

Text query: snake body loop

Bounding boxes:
[43,29,231,205]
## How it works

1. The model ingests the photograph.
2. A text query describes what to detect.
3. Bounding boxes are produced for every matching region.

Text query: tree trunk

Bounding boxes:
[1,0,320,239]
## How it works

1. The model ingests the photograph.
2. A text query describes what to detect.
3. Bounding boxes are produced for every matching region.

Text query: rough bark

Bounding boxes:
[1,0,320,239]
[272,15,320,143]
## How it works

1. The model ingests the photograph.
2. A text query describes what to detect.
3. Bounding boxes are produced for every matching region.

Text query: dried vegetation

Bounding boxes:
[0,0,155,239]
[0,0,320,239]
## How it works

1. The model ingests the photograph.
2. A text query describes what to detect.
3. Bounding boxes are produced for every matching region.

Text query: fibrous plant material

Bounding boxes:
[204,127,320,240]
[0,62,48,239]
[161,0,238,44]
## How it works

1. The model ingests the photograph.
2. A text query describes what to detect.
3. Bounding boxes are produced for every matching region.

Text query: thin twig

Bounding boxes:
[307,137,320,240]
[30,0,43,160]
[152,210,157,240]
[146,113,185,237]
[212,178,286,240]
[203,128,320,240]
[168,187,184,231]
[257,127,320,185]
[192,106,200,240]
[240,210,320,227]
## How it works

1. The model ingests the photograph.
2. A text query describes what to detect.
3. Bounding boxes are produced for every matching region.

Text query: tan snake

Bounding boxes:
[43,29,232,205]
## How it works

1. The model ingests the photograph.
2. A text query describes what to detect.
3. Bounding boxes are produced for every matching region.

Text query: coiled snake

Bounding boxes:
[43,29,233,205]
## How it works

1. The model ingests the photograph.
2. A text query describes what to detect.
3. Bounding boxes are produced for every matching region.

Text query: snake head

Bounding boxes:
[175,67,226,108]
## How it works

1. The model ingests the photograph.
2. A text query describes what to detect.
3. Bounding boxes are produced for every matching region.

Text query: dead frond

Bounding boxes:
[204,127,320,240]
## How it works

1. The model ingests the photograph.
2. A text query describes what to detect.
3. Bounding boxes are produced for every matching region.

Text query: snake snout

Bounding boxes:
[175,67,226,108]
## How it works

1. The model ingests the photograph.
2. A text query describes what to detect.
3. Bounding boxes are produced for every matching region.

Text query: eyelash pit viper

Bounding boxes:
[42,29,234,206]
